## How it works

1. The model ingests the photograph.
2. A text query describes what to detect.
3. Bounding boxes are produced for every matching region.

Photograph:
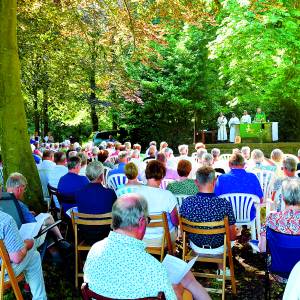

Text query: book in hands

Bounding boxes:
[162,254,199,284]
[18,213,50,240]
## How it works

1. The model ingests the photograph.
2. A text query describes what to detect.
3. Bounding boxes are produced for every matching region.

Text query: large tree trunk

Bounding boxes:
[0,0,44,211]
[42,88,49,136]
[89,70,99,132]
[33,86,40,134]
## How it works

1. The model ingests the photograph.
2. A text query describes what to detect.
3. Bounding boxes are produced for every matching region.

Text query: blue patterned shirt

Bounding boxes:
[84,231,176,299]
[180,193,236,248]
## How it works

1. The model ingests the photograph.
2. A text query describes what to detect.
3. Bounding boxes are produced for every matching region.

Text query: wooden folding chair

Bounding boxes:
[81,282,166,300]
[146,212,174,262]
[0,240,24,300]
[71,211,112,289]
[180,216,236,300]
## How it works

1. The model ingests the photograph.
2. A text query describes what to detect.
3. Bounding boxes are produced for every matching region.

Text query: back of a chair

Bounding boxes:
[107,174,128,191]
[71,211,112,229]
[219,193,260,223]
[147,212,173,256]
[0,193,24,229]
[0,240,24,300]
[38,168,50,200]
[102,167,111,187]
[251,170,275,202]
[160,179,175,190]
[81,283,166,300]
[180,216,230,259]
[219,154,231,161]
[266,227,300,278]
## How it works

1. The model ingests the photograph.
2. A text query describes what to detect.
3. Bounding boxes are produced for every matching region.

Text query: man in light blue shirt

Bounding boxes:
[0,210,47,299]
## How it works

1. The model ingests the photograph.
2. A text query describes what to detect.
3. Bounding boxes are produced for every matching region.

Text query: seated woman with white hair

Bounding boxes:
[259,177,300,253]
[270,148,284,176]
[248,149,276,172]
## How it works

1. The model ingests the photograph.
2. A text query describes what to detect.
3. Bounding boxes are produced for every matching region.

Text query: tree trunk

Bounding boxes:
[0,0,44,211]
[89,69,99,132]
[33,87,40,134]
[42,89,49,136]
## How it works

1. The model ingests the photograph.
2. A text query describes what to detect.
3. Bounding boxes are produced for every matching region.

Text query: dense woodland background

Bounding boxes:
[16,0,300,146]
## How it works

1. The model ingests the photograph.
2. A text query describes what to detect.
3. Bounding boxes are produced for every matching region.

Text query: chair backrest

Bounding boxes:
[160,179,175,190]
[0,193,24,229]
[47,184,60,217]
[266,227,300,278]
[251,170,275,202]
[174,194,189,208]
[146,212,173,257]
[219,193,260,223]
[219,154,232,161]
[81,282,166,300]
[0,240,24,300]
[102,167,111,187]
[71,211,112,228]
[38,168,50,200]
[107,174,128,191]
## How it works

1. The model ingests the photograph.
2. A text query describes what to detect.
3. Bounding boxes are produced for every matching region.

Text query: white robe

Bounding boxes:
[240,114,251,124]
[217,116,227,141]
[228,117,240,143]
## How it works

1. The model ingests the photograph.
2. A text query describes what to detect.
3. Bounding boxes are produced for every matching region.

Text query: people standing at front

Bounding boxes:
[217,113,227,142]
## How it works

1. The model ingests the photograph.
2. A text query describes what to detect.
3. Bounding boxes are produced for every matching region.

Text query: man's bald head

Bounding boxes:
[111,194,148,230]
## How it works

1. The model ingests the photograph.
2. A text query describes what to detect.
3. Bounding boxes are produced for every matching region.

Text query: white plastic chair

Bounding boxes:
[107,174,128,191]
[160,179,175,190]
[219,154,232,161]
[174,194,189,208]
[251,170,275,203]
[102,167,111,187]
[219,193,261,240]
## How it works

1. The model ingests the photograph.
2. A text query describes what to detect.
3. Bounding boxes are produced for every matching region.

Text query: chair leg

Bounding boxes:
[228,250,236,295]
[75,248,78,289]
[222,242,227,300]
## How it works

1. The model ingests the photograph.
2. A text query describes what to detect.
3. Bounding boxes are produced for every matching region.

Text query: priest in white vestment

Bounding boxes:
[228,113,240,143]
[240,110,251,124]
[217,113,227,142]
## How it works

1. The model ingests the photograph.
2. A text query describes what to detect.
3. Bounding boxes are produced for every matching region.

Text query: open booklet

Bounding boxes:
[19,213,51,240]
[162,254,199,284]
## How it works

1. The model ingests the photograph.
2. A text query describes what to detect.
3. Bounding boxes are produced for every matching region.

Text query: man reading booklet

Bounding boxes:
[84,194,211,300]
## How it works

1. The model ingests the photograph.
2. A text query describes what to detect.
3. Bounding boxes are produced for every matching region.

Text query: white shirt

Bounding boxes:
[283,261,300,300]
[133,185,177,239]
[48,165,68,188]
[241,114,251,124]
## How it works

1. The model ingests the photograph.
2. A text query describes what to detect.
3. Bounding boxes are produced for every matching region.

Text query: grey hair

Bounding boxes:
[282,156,297,172]
[251,149,264,163]
[202,153,213,166]
[196,166,215,185]
[271,149,283,162]
[178,144,188,155]
[241,146,250,155]
[6,172,27,189]
[111,194,148,230]
[197,148,207,159]
[86,161,104,181]
[211,148,220,158]
[282,178,300,206]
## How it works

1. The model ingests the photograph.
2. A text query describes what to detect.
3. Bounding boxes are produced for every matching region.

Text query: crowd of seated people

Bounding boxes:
[1,137,300,299]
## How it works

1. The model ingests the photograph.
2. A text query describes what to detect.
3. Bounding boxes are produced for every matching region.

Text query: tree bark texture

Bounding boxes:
[0,0,44,211]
